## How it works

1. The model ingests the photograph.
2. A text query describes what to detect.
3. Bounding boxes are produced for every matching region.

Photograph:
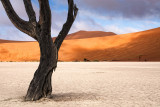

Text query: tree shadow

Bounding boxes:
[0,93,98,103]
[50,92,98,102]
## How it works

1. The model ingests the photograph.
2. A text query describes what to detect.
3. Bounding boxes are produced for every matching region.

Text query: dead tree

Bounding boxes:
[1,0,78,101]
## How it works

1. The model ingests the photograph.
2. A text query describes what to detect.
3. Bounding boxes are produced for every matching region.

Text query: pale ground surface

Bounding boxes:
[0,62,160,107]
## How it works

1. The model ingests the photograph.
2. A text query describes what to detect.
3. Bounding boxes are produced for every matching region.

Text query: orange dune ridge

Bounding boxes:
[0,28,160,61]
[52,30,116,40]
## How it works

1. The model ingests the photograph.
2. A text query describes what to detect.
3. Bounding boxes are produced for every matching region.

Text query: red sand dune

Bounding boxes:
[64,30,116,39]
[0,28,160,61]
[52,31,116,40]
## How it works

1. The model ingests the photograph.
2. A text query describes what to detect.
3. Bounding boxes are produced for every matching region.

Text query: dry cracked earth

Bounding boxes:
[0,62,160,107]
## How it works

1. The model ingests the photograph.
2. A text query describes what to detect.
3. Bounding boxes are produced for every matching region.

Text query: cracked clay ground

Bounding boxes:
[0,62,160,107]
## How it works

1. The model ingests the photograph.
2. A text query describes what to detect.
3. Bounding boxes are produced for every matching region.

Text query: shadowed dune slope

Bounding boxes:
[0,39,20,43]
[0,28,160,61]
[59,28,160,61]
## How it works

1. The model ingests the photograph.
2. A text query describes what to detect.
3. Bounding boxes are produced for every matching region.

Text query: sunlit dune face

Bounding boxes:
[0,42,40,61]
[0,28,160,62]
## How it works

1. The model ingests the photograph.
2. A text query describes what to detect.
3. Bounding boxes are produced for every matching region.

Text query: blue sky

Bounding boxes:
[0,0,160,41]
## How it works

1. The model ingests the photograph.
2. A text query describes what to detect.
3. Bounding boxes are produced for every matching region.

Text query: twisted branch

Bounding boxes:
[54,0,78,51]
[1,0,37,40]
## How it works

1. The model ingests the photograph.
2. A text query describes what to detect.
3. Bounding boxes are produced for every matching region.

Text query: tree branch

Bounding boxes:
[1,0,37,40]
[38,0,51,31]
[54,0,78,51]
[23,0,36,23]
[23,0,38,40]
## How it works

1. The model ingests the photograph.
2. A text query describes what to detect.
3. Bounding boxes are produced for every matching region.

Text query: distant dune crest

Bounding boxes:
[65,30,116,39]
[52,30,116,40]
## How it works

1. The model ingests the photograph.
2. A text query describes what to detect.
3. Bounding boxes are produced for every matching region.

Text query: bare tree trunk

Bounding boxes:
[25,46,57,100]
[24,0,58,100]
[25,0,78,100]
[25,33,57,101]
[1,0,78,101]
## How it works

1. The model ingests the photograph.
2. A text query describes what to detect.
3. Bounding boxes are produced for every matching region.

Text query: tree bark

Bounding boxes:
[25,33,57,101]
[25,0,55,100]
[1,0,78,101]
[1,0,37,40]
